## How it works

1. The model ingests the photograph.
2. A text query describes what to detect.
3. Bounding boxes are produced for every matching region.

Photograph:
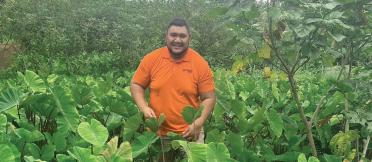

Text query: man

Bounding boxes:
[130,18,216,143]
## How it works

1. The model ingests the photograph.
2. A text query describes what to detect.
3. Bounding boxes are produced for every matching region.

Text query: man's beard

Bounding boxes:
[168,43,188,59]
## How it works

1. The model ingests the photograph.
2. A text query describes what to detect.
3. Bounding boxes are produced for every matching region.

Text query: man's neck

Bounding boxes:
[169,50,188,61]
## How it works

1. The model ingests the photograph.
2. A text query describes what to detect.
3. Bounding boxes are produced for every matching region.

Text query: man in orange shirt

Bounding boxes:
[130,18,216,143]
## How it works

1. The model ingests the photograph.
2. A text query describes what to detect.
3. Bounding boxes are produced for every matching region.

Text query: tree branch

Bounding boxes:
[362,135,370,158]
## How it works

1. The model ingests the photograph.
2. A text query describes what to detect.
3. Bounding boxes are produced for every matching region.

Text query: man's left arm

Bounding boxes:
[195,91,216,127]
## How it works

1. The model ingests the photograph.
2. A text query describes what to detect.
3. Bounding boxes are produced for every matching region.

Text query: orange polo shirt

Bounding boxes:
[132,47,214,136]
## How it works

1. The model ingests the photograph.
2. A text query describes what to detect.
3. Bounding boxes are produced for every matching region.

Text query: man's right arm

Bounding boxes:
[130,83,156,118]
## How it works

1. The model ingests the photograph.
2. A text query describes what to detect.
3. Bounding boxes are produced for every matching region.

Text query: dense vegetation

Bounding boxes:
[0,0,371,161]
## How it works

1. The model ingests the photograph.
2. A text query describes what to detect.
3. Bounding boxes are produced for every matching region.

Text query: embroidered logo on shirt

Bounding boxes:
[182,69,192,73]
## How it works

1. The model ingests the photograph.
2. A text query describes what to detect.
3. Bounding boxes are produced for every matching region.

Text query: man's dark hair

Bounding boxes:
[167,18,190,34]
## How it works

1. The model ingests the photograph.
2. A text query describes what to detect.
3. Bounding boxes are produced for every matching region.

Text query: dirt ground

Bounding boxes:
[0,43,19,70]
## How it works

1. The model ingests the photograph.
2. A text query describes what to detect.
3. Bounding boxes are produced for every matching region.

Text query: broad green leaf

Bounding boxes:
[53,131,67,152]
[298,153,307,162]
[122,113,142,140]
[231,100,245,117]
[15,128,44,143]
[294,25,315,38]
[237,118,250,133]
[56,154,75,162]
[0,144,20,162]
[102,136,132,162]
[305,18,323,24]
[167,132,185,141]
[0,114,7,133]
[324,2,341,10]
[47,74,59,85]
[50,86,79,132]
[24,143,40,159]
[144,113,165,132]
[326,19,354,30]
[266,109,284,138]
[78,119,108,146]
[106,113,123,131]
[24,156,46,162]
[182,106,204,124]
[112,141,132,162]
[71,84,94,106]
[0,88,23,112]
[308,156,320,162]
[226,133,243,155]
[68,146,105,162]
[271,81,280,101]
[131,132,158,158]
[238,149,260,162]
[206,129,225,143]
[247,108,265,131]
[328,32,345,42]
[171,140,207,162]
[275,151,301,162]
[107,99,129,117]
[20,70,46,93]
[41,144,55,161]
[226,80,236,100]
[336,80,353,93]
[206,142,234,162]
[330,130,359,156]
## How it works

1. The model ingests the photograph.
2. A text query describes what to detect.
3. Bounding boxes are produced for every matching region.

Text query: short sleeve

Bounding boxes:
[131,57,151,88]
[197,64,215,93]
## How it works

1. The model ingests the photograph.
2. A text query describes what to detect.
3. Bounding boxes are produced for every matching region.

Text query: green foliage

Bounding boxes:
[131,132,158,158]
[0,87,23,112]
[0,0,371,160]
[0,143,20,162]
[182,106,204,125]
[171,140,235,162]
[77,119,109,146]
[144,113,165,133]
[330,130,359,160]
[101,136,132,162]
[298,153,320,162]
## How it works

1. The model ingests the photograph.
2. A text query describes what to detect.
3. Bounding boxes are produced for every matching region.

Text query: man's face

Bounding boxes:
[166,25,190,57]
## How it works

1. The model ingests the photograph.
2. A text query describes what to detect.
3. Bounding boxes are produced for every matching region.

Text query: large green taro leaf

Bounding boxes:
[68,146,105,162]
[78,119,108,146]
[50,86,79,132]
[171,140,207,162]
[0,143,20,162]
[266,109,284,138]
[102,136,132,162]
[182,106,204,124]
[171,141,234,162]
[0,88,23,112]
[131,132,158,158]
[144,113,165,132]
[206,142,235,162]
[19,70,46,93]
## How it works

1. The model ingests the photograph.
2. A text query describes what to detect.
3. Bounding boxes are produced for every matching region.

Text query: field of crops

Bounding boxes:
[0,0,371,161]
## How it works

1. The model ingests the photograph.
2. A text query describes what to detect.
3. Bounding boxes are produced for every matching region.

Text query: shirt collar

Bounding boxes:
[161,46,192,62]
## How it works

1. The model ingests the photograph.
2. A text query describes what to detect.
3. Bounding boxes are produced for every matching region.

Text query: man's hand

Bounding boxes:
[141,106,156,119]
[182,118,203,141]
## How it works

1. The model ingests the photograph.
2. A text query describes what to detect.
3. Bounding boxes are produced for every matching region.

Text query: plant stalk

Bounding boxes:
[288,75,318,157]
[362,135,370,158]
